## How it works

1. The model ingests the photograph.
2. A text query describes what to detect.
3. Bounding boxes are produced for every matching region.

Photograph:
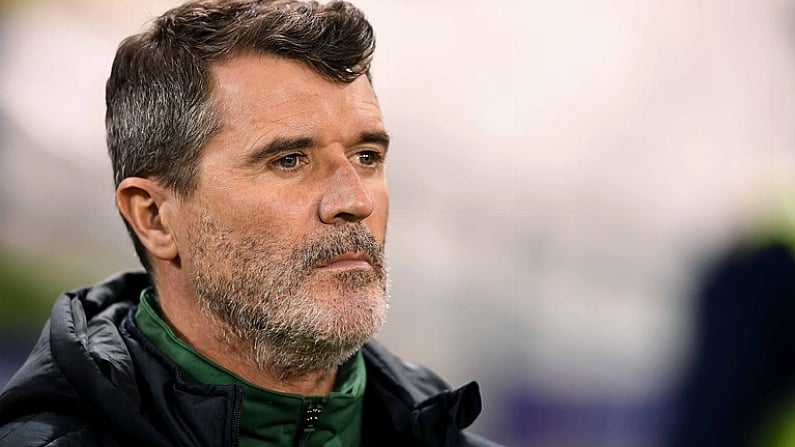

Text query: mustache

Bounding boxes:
[296,223,385,273]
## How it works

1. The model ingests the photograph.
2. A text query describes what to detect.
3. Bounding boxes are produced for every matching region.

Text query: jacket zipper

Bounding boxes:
[231,387,243,447]
[295,398,325,446]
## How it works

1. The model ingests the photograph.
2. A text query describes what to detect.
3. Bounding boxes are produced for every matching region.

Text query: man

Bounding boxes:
[0,1,501,446]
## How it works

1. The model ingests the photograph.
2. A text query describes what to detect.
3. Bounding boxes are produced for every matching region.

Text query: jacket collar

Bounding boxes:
[361,341,483,447]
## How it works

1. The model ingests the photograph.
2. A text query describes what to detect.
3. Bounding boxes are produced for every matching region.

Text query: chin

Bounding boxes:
[310,285,388,334]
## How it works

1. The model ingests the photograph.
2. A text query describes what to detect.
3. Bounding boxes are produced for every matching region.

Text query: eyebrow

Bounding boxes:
[358,131,391,152]
[245,137,314,165]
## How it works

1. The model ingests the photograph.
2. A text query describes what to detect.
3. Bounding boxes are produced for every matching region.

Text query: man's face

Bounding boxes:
[174,54,389,377]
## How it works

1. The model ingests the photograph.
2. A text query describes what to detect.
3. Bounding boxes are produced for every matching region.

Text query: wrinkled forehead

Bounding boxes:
[206,52,380,129]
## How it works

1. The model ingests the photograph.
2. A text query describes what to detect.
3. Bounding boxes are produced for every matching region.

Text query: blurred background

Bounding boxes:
[1,0,795,445]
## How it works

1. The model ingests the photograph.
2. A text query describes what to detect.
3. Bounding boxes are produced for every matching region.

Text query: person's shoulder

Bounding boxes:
[0,412,121,447]
[361,341,510,447]
[361,339,452,402]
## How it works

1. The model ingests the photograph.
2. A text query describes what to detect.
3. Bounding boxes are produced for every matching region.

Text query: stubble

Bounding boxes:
[188,213,388,380]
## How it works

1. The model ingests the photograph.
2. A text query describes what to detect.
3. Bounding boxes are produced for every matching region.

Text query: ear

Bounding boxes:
[116,177,179,262]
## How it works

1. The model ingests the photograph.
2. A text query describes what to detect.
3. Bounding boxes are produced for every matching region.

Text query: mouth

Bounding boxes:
[314,251,373,271]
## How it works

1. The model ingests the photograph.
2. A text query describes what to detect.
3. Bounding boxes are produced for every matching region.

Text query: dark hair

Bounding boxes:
[106,0,376,272]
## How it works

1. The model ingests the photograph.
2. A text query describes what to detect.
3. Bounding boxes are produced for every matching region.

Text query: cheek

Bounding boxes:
[212,188,293,228]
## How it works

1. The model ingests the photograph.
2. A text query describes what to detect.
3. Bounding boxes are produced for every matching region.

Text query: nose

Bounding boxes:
[318,161,374,224]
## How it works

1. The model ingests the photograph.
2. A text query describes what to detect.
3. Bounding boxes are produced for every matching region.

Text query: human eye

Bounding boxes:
[354,150,384,167]
[272,153,306,170]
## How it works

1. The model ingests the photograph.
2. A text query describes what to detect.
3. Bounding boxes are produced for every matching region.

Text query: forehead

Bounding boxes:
[207,53,383,135]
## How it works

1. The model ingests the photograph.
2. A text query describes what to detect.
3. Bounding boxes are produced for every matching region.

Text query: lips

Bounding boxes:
[314,251,373,270]
[297,224,384,276]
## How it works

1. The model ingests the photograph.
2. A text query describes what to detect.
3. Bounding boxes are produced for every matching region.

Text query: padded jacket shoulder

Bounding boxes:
[0,412,121,447]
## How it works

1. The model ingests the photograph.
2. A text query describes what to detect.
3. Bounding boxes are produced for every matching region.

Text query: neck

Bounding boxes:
[152,269,338,396]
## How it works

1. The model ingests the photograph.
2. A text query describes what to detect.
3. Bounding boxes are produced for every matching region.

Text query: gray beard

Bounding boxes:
[188,216,388,380]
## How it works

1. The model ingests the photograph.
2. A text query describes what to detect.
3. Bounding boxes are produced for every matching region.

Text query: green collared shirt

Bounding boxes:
[134,288,365,447]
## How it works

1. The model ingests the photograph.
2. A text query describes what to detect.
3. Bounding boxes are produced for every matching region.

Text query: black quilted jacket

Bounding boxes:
[0,272,502,447]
